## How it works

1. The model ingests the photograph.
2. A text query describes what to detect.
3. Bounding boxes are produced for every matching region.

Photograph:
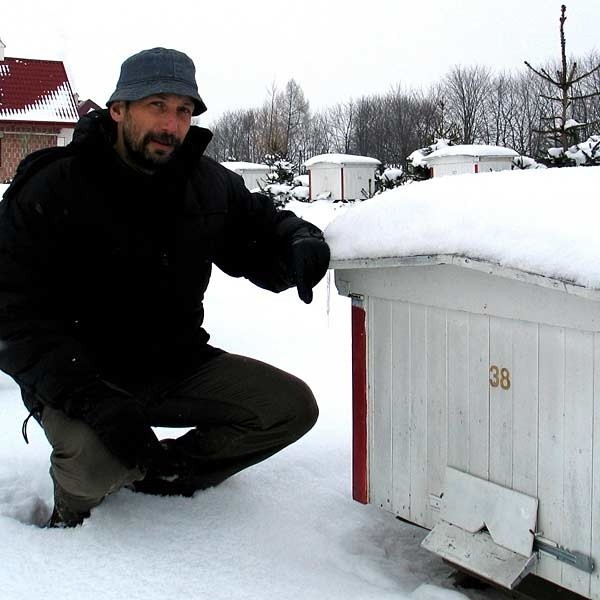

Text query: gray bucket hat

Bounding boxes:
[107,47,207,116]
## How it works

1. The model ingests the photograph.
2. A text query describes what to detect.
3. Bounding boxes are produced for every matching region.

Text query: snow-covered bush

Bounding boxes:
[566,135,600,166]
[512,155,547,170]
[263,155,295,186]
[544,135,600,167]
[259,154,309,207]
[290,186,310,201]
[406,138,452,180]
[375,165,408,194]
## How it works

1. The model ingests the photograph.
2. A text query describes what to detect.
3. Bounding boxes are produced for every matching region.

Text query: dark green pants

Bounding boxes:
[42,353,319,513]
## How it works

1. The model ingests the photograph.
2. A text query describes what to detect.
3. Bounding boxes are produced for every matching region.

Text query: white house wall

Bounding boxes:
[337,264,600,599]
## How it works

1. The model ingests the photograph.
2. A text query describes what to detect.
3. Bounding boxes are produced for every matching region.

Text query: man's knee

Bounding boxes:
[42,406,142,502]
[280,375,319,441]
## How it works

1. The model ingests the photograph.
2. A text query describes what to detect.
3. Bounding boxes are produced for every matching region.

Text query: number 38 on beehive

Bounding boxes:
[489,365,511,390]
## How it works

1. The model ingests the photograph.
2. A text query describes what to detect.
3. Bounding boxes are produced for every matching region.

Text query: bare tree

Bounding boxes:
[206,108,252,162]
[443,65,492,144]
[524,4,600,150]
[328,100,356,154]
[571,51,600,140]
[261,82,285,157]
[302,110,332,164]
[277,79,310,162]
[505,70,547,156]
[422,84,461,143]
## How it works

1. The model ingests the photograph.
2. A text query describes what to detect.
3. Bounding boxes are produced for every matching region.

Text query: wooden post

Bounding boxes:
[351,297,368,503]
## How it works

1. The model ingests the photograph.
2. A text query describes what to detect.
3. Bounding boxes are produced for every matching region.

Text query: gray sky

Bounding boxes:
[3,0,600,123]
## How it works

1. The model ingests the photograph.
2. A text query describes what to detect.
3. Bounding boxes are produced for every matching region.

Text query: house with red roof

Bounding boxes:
[0,40,79,182]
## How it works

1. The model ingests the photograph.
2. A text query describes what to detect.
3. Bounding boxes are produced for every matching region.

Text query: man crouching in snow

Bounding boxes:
[0,48,329,527]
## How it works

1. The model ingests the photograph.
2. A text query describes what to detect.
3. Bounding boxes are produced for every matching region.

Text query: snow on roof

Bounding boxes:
[303,153,381,168]
[325,167,600,289]
[221,161,270,171]
[0,57,79,124]
[426,144,519,160]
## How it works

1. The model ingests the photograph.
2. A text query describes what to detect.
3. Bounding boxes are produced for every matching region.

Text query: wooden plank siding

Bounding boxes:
[510,322,538,499]
[391,300,411,518]
[489,316,514,489]
[447,311,470,474]
[468,314,490,482]
[365,295,598,598]
[591,333,600,599]
[369,297,394,513]
[561,329,593,596]
[409,304,428,525]
[536,325,566,586]
[426,307,448,527]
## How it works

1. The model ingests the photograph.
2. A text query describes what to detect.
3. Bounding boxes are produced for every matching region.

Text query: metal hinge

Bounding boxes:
[533,536,595,574]
[350,293,364,307]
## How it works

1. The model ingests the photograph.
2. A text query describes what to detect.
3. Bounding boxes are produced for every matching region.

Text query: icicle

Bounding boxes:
[326,269,331,324]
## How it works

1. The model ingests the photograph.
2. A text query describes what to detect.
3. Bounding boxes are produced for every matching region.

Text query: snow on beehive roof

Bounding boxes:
[325,167,600,289]
[426,144,519,160]
[0,57,79,124]
[303,153,381,168]
[221,161,270,171]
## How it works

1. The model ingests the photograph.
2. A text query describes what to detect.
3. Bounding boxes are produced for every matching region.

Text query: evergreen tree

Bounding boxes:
[259,154,297,208]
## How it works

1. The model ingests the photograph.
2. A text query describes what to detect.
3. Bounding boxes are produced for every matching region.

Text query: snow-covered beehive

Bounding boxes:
[221,161,270,191]
[424,144,519,177]
[303,154,380,201]
[327,167,600,597]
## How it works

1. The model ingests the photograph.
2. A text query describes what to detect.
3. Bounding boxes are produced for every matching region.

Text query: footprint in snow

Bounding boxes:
[0,478,52,527]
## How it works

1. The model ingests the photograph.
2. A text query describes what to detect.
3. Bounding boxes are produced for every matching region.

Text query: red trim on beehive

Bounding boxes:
[351,302,368,504]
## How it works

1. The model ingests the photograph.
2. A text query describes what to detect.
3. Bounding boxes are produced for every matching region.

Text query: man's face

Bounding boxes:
[111,94,194,173]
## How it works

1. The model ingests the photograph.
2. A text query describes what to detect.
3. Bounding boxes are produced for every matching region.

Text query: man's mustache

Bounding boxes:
[145,132,182,147]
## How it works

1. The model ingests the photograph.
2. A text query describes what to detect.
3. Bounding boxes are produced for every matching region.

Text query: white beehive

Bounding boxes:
[334,254,600,596]
[327,167,600,597]
[425,144,519,177]
[303,154,381,201]
[221,161,270,191]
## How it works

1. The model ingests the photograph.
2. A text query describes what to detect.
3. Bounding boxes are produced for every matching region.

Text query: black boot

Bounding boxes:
[128,438,199,497]
[46,483,90,528]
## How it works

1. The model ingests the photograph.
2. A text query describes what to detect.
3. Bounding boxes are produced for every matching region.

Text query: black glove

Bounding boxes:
[289,237,330,304]
[62,380,162,470]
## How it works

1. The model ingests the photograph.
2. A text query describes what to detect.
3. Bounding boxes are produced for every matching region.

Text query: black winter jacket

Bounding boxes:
[0,110,324,413]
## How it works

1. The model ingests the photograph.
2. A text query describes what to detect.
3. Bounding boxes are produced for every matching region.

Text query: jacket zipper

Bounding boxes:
[160,249,169,267]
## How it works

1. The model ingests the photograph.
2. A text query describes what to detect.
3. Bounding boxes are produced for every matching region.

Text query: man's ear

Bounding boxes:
[109,101,126,123]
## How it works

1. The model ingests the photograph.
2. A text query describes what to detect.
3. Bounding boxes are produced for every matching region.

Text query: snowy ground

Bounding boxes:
[0,192,523,599]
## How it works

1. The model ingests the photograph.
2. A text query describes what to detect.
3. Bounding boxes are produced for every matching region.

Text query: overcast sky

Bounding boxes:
[3,0,600,123]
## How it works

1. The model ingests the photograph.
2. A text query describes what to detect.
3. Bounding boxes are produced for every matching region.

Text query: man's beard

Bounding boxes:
[122,121,182,173]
